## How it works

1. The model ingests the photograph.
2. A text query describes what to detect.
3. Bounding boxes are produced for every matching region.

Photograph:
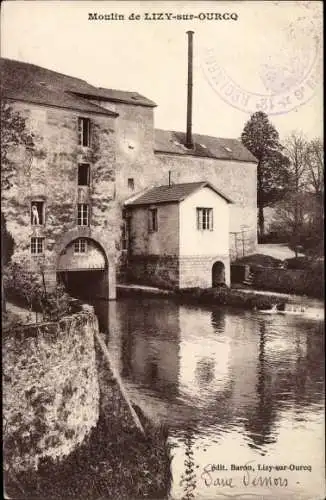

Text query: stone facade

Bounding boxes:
[179,255,231,288]
[2,58,257,296]
[3,310,100,473]
[2,101,118,299]
[126,184,232,288]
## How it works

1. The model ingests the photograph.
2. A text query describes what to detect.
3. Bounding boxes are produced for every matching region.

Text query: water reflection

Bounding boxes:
[92,298,324,500]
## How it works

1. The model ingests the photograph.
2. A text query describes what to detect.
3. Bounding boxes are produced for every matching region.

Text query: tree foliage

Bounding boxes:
[241,111,290,237]
[1,212,15,266]
[1,100,35,191]
[278,132,324,256]
[3,262,72,321]
[304,138,324,195]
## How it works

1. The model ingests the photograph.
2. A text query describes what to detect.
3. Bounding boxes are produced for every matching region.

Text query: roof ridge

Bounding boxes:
[0,57,91,85]
[154,128,240,142]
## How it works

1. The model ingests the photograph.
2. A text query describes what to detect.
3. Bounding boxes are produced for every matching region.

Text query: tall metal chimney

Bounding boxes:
[186,30,194,149]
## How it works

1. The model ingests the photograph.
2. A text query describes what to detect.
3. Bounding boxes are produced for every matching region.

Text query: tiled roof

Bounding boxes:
[154,129,257,163]
[0,58,156,114]
[125,181,233,206]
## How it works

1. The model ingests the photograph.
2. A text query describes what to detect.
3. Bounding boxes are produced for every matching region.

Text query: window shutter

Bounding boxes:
[78,118,82,145]
[88,119,91,147]
[148,210,152,232]
[210,209,214,230]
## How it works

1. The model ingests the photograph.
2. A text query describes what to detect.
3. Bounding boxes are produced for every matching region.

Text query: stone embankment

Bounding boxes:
[3,308,100,474]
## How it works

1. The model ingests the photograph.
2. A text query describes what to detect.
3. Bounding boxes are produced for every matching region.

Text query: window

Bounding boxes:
[74,238,87,254]
[31,237,44,254]
[78,117,91,147]
[77,204,89,226]
[128,178,135,191]
[197,208,213,231]
[31,201,44,225]
[148,208,158,232]
[121,220,128,250]
[78,163,90,186]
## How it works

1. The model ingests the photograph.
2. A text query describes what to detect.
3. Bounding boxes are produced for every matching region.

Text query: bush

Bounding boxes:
[3,263,72,321]
[234,253,283,268]
[284,256,319,270]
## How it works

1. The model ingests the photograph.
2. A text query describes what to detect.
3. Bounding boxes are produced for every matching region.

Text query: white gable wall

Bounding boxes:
[179,187,229,256]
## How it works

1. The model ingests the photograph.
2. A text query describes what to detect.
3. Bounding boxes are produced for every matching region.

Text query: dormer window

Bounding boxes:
[128,178,135,191]
[78,117,91,147]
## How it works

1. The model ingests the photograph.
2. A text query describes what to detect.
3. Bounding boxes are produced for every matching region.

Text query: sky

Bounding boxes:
[1,1,323,141]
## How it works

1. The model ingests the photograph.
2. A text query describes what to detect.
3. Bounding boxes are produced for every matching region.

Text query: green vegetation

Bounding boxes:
[174,287,285,310]
[3,262,73,326]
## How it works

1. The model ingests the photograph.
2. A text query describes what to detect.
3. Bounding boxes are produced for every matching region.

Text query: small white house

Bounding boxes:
[124,181,233,288]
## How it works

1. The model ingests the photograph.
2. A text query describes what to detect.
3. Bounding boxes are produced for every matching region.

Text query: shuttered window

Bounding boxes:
[78,117,91,147]
[148,208,158,232]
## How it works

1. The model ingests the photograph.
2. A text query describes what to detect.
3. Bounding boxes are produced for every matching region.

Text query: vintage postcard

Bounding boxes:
[1,1,324,499]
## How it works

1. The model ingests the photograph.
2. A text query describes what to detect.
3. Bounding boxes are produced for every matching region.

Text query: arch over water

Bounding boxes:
[55,229,116,300]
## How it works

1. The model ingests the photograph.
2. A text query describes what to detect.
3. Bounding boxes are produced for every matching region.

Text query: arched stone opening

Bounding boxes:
[212,261,226,287]
[56,234,116,300]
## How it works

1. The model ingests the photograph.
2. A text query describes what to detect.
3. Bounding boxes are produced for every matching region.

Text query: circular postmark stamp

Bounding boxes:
[200,7,322,115]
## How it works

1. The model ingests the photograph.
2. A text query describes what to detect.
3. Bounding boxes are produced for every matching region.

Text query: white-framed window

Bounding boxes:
[78,163,90,186]
[197,207,214,231]
[31,201,45,225]
[74,238,87,254]
[78,117,91,147]
[148,208,158,232]
[31,237,44,254]
[77,204,89,226]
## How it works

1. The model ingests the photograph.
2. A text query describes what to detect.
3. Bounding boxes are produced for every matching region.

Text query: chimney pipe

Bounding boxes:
[186,30,194,149]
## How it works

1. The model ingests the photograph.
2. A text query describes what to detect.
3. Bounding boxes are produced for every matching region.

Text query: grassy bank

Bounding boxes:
[174,287,287,310]
[118,285,287,310]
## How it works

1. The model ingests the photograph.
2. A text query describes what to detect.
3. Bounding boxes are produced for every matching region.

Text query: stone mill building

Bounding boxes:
[1,55,257,299]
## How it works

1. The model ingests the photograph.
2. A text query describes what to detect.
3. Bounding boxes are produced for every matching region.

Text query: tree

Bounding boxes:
[1,100,35,312]
[1,213,15,313]
[304,138,324,195]
[241,111,290,239]
[1,99,35,191]
[281,133,324,256]
[1,212,14,267]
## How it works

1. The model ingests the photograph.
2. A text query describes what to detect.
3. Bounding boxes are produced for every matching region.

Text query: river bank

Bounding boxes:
[117,284,288,310]
[4,313,172,500]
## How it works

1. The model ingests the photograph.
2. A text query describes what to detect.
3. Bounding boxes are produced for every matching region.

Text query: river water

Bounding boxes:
[93,297,324,500]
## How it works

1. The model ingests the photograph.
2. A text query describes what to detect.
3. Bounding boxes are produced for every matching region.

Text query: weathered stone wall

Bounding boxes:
[128,203,179,256]
[127,255,180,288]
[126,254,230,289]
[179,255,231,288]
[3,310,100,473]
[2,101,118,295]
